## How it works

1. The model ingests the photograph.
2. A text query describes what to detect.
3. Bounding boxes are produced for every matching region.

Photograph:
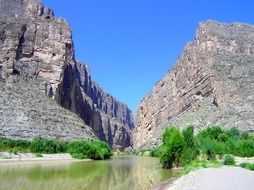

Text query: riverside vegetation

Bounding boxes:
[0,137,113,160]
[140,125,254,171]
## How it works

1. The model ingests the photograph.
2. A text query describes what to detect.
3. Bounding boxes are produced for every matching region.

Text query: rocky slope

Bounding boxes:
[134,20,254,149]
[0,0,134,148]
[0,76,96,141]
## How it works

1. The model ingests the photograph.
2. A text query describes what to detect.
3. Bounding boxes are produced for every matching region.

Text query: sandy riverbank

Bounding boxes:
[160,166,254,190]
[0,152,88,164]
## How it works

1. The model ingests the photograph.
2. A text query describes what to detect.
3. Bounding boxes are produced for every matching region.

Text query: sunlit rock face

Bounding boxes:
[0,0,134,148]
[134,20,254,150]
[0,0,69,98]
[0,0,96,141]
[0,0,53,19]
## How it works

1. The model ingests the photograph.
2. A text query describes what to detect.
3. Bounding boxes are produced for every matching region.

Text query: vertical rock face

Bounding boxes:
[56,62,135,150]
[0,0,53,18]
[0,0,69,98]
[0,0,97,141]
[0,0,134,148]
[134,20,254,150]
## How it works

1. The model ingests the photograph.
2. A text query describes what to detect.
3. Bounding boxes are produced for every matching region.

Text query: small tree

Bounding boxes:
[160,127,185,168]
[182,125,194,148]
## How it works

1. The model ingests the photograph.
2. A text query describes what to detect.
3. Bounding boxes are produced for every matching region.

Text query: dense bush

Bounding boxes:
[92,141,113,159]
[198,138,226,159]
[150,147,160,157]
[240,163,254,171]
[159,125,254,169]
[223,155,235,165]
[0,138,31,152]
[0,137,113,160]
[227,127,241,140]
[236,140,254,157]
[30,137,67,154]
[180,147,198,165]
[196,126,254,158]
[67,140,112,160]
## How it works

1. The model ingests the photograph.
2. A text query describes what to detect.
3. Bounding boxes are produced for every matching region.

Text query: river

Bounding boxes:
[0,155,179,190]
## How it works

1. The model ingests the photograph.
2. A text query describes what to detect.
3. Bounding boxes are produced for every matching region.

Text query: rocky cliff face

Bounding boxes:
[0,0,53,19]
[0,0,68,98]
[0,0,134,148]
[56,62,134,150]
[0,0,96,141]
[134,20,254,149]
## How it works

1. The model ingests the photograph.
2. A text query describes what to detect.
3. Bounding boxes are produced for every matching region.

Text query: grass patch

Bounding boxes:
[35,153,43,157]
[142,151,151,157]
[182,160,222,175]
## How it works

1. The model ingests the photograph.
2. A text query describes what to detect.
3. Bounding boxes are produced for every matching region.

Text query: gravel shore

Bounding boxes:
[164,166,254,190]
[0,152,78,163]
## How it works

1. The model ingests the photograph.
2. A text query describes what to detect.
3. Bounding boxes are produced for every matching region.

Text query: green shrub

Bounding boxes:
[182,126,194,148]
[9,149,18,155]
[225,140,237,154]
[227,128,241,140]
[35,153,43,157]
[240,162,248,168]
[150,147,160,157]
[198,138,216,160]
[236,140,254,157]
[92,141,113,159]
[71,153,85,159]
[198,125,224,140]
[217,133,228,142]
[158,124,254,169]
[30,137,67,154]
[0,137,113,161]
[0,138,31,151]
[142,151,150,157]
[67,140,112,160]
[160,127,185,168]
[241,132,251,140]
[223,155,235,165]
[67,141,89,159]
[240,163,254,171]
[180,148,190,165]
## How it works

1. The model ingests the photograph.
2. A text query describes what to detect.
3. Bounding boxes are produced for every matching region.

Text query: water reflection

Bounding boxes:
[0,156,179,190]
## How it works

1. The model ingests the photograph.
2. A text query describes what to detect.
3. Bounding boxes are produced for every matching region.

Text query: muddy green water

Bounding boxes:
[0,155,179,190]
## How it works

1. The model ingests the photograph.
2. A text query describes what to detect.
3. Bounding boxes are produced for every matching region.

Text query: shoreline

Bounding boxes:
[153,157,254,190]
[154,166,254,190]
[0,152,90,164]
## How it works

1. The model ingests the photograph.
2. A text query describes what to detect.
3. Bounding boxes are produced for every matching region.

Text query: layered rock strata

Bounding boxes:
[0,0,134,148]
[134,20,254,149]
[0,0,96,141]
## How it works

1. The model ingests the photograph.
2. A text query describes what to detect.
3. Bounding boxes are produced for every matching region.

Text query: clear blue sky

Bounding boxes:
[43,0,253,113]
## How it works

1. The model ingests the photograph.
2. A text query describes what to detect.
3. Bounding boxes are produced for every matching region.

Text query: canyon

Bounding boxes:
[1,0,254,151]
